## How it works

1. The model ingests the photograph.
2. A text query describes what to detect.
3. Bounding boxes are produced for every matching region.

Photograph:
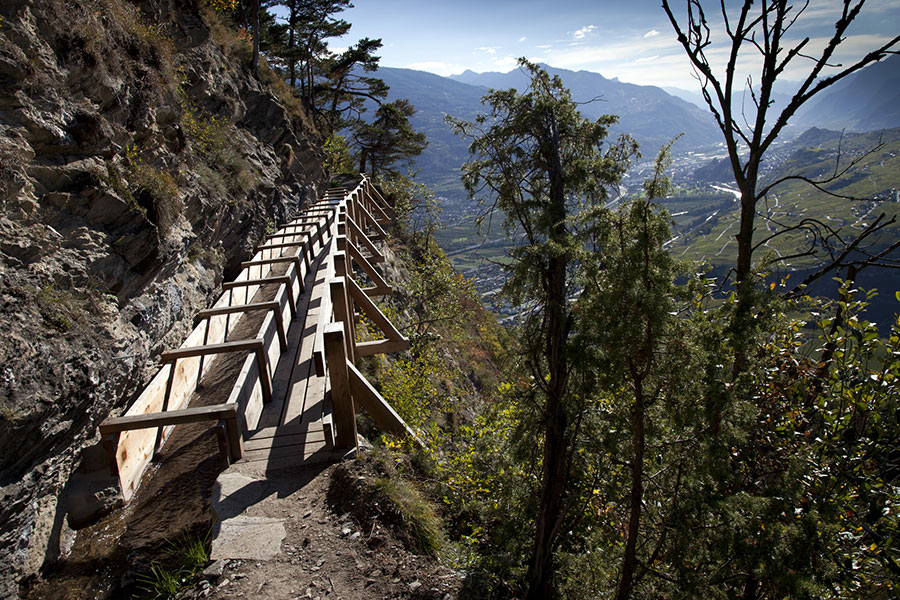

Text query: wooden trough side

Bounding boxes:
[100,215,313,503]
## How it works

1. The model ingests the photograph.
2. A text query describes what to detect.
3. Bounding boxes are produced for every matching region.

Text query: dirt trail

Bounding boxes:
[198,461,462,600]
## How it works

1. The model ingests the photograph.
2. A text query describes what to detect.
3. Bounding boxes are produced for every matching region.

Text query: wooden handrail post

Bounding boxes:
[224,411,243,460]
[336,236,352,282]
[329,272,356,363]
[324,322,357,449]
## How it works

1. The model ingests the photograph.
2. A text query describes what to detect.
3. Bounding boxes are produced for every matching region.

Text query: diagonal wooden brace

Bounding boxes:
[346,217,384,263]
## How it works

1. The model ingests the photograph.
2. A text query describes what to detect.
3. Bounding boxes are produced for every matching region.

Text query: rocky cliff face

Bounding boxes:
[0,0,325,594]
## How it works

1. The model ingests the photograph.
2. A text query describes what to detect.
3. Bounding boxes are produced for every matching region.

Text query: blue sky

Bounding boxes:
[332,0,900,90]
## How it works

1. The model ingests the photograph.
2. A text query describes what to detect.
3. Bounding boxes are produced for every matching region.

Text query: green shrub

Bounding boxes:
[134,530,210,600]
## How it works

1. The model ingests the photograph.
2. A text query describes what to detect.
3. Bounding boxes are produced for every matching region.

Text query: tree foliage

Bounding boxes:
[440,55,900,600]
[449,59,639,599]
[354,99,427,177]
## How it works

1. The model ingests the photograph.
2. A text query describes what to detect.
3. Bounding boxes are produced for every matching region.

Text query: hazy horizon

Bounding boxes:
[328,0,900,92]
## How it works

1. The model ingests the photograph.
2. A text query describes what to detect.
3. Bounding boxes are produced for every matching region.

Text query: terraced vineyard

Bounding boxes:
[433,128,900,327]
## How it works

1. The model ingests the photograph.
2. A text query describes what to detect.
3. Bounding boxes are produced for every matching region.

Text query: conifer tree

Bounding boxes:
[354,99,427,177]
[449,59,637,599]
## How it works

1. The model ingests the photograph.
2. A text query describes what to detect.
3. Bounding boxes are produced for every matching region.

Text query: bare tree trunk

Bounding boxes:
[288,1,297,89]
[526,255,569,600]
[616,371,645,600]
[526,113,570,600]
[358,148,368,176]
[251,0,260,78]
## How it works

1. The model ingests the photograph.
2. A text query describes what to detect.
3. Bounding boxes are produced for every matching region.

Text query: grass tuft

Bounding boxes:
[373,473,446,558]
[133,530,211,599]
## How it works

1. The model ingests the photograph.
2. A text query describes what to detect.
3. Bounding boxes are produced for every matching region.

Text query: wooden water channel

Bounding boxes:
[100,176,418,503]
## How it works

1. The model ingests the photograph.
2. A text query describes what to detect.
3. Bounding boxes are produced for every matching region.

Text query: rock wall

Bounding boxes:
[0,0,325,595]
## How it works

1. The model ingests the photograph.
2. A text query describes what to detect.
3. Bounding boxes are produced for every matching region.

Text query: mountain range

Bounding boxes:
[372,64,721,190]
[794,55,900,131]
[656,55,900,132]
[373,56,900,192]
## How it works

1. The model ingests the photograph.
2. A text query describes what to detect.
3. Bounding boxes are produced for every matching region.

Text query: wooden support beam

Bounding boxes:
[347,361,422,447]
[366,192,392,226]
[340,237,391,296]
[356,338,410,357]
[313,242,337,379]
[345,276,407,352]
[329,275,356,364]
[363,177,395,219]
[323,323,357,449]
[223,276,297,318]
[356,201,387,241]
[100,403,243,464]
[196,301,287,351]
[347,217,384,263]
[159,339,273,404]
[101,402,240,433]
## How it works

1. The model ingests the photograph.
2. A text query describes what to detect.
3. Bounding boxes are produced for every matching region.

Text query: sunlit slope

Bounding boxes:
[667,128,900,271]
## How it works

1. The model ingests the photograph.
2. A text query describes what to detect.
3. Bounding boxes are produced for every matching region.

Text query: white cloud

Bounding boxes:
[476,46,499,55]
[519,36,527,42]
[491,55,521,71]
[404,61,469,77]
[634,55,660,63]
[574,25,597,39]
[644,29,660,38]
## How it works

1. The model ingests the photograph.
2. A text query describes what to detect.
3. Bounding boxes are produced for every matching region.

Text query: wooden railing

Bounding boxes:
[100,175,418,503]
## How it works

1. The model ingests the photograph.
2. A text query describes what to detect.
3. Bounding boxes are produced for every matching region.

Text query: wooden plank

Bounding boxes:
[100,403,239,434]
[160,339,273,405]
[323,323,357,449]
[246,422,329,441]
[223,277,296,318]
[278,238,332,427]
[266,230,313,242]
[243,430,328,451]
[196,301,287,351]
[243,253,304,268]
[284,220,325,249]
[313,239,337,378]
[237,441,333,465]
[255,241,312,274]
[160,339,264,362]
